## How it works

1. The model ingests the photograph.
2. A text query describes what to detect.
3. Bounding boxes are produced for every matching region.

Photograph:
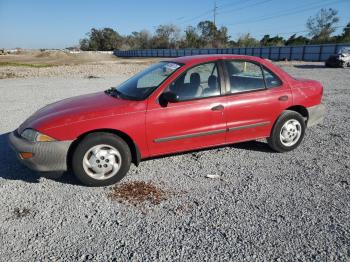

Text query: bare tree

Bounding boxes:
[306,8,339,42]
[152,24,181,48]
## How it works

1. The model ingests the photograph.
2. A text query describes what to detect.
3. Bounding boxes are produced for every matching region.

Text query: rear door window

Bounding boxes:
[225,61,265,93]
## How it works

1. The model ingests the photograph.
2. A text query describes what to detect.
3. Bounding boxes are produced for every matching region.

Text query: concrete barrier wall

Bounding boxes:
[114,43,350,61]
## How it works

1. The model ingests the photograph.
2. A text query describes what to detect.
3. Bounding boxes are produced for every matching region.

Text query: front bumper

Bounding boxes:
[8,131,72,172]
[307,104,326,127]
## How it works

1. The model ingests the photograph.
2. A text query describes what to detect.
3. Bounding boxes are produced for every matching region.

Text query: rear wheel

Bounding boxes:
[72,132,131,186]
[267,110,306,153]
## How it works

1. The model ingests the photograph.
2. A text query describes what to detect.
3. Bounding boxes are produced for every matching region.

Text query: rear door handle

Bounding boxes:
[278,95,289,101]
[211,105,224,111]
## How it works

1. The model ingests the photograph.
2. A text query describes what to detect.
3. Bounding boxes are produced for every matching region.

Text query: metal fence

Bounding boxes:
[114,43,350,62]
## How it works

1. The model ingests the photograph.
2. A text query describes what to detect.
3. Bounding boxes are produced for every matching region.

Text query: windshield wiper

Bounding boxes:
[105,87,123,99]
[105,87,142,101]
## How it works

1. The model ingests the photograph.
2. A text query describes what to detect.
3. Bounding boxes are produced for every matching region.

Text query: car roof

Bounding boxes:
[165,54,293,83]
[167,54,266,65]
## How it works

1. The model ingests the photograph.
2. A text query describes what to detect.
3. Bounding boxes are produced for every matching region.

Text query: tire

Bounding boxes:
[267,110,306,153]
[72,132,131,186]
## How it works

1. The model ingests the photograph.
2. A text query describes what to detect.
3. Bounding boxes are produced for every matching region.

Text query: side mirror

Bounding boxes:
[159,91,179,106]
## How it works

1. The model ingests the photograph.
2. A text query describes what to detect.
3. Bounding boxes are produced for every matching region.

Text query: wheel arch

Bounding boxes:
[67,128,141,170]
[269,106,308,137]
[285,105,308,122]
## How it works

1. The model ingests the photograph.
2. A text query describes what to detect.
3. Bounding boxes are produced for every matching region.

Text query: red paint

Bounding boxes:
[19,55,324,160]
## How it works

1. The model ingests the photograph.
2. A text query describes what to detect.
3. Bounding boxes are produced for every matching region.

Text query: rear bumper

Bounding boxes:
[8,131,72,172]
[307,104,326,127]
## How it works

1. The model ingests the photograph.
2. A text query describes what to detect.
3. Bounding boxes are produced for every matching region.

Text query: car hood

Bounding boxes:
[18,92,146,134]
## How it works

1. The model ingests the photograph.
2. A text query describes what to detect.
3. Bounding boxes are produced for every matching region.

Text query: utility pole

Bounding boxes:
[213,0,218,48]
[213,0,217,28]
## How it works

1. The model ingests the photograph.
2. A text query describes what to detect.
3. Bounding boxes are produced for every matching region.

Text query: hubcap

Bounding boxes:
[280,119,302,147]
[82,144,122,180]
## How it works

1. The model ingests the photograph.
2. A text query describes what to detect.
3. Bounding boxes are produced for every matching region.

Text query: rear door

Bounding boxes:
[146,61,227,156]
[223,60,292,143]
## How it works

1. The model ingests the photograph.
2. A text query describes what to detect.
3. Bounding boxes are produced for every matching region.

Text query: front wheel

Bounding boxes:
[267,110,306,153]
[72,132,131,186]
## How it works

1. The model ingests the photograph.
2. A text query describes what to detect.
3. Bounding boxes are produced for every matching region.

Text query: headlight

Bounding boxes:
[21,129,56,142]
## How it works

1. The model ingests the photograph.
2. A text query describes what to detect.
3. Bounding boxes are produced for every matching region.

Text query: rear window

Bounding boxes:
[262,67,282,88]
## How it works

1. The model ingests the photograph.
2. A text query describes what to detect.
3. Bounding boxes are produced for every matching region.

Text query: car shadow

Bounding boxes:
[0,132,80,185]
[1,131,273,185]
[0,132,41,183]
[231,140,275,153]
[293,64,326,69]
[143,140,274,162]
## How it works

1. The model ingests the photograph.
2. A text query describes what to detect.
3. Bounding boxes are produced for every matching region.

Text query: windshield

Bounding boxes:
[112,62,182,100]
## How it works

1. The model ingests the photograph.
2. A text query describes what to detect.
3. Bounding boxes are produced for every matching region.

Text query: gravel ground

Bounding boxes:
[0,62,148,79]
[0,62,349,261]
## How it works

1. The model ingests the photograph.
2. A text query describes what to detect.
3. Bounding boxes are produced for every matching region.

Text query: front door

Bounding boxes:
[146,61,227,156]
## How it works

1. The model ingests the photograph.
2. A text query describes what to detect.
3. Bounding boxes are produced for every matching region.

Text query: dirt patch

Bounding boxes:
[13,207,31,218]
[35,51,68,59]
[86,75,100,79]
[0,72,17,79]
[108,181,167,205]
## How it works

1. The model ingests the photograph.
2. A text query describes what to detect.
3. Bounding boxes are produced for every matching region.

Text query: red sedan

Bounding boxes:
[9,55,325,186]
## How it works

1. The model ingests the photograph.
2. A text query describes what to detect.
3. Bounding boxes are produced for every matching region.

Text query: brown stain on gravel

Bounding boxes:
[13,207,31,218]
[108,181,167,205]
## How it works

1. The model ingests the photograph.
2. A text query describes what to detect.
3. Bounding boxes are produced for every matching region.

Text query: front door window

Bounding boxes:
[164,62,221,101]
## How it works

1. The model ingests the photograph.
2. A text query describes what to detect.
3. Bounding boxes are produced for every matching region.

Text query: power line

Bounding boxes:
[173,0,347,38]
[177,9,213,25]
[218,0,274,16]
[253,24,349,38]
[216,0,256,11]
[225,0,347,26]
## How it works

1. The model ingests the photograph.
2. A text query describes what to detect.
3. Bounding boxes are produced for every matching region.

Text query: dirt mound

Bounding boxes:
[35,51,69,59]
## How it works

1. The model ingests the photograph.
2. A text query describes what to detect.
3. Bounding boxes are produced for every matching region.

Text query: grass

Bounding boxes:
[0,72,17,79]
[0,61,55,68]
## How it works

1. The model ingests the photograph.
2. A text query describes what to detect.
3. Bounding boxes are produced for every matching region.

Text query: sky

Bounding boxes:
[0,0,350,49]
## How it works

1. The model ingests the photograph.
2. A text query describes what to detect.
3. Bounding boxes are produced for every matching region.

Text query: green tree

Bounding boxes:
[340,22,350,42]
[306,8,339,42]
[215,26,230,48]
[79,38,90,51]
[125,30,152,49]
[182,26,204,48]
[285,34,310,46]
[260,34,285,46]
[79,28,123,51]
[196,20,230,48]
[197,20,216,47]
[237,33,260,47]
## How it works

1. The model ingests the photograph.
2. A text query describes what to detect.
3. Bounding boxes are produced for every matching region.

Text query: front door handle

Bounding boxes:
[211,105,224,111]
